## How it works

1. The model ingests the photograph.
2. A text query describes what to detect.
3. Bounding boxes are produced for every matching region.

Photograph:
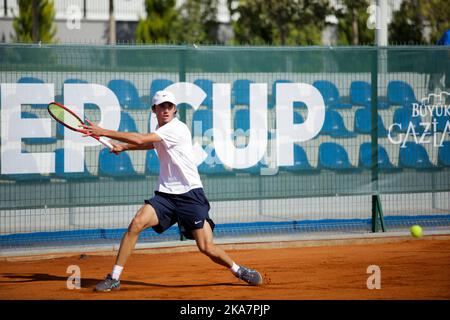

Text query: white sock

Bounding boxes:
[230,262,240,274]
[111,265,123,280]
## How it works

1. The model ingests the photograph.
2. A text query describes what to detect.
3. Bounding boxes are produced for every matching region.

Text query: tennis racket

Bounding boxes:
[47,102,113,149]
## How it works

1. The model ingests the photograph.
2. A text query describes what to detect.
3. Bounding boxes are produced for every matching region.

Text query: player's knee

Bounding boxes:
[128,217,145,234]
[198,242,215,257]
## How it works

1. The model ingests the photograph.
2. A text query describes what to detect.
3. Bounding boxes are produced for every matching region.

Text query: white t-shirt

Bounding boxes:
[153,117,203,194]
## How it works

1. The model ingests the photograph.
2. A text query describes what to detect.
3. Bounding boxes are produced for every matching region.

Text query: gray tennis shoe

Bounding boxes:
[235,265,263,286]
[94,274,120,292]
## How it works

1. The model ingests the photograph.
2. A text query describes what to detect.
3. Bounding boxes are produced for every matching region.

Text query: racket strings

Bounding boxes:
[48,103,83,129]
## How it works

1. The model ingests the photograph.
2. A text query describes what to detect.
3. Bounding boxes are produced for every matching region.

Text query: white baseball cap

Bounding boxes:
[152,90,177,107]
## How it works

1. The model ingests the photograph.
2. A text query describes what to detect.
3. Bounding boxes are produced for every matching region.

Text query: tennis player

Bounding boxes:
[81,90,263,291]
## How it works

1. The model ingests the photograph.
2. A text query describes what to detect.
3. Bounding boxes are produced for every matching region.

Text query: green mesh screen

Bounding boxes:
[1,44,449,253]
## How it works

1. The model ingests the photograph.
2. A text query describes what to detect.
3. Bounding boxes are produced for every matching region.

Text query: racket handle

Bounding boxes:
[98,136,114,150]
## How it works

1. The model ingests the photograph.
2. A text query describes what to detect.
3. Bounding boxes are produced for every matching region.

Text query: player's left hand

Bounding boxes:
[109,141,126,155]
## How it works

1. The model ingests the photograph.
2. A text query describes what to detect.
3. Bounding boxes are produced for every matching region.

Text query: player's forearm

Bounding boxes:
[121,142,154,151]
[100,129,159,146]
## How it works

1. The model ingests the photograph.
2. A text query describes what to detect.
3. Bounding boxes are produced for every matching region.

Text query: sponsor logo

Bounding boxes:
[387,91,450,148]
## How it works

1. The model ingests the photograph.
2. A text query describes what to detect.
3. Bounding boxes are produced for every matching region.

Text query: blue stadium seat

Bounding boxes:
[358,143,396,170]
[17,76,44,83]
[234,108,250,132]
[350,81,370,106]
[313,80,352,109]
[392,107,424,134]
[354,108,389,137]
[281,144,315,172]
[398,142,436,169]
[98,148,140,178]
[194,79,213,109]
[293,101,307,110]
[108,79,146,110]
[432,109,450,132]
[145,149,160,175]
[192,109,213,136]
[198,148,233,175]
[321,110,356,137]
[438,141,450,167]
[233,107,266,133]
[387,81,419,107]
[294,111,304,124]
[53,148,96,180]
[269,79,293,109]
[318,142,354,170]
[118,111,138,133]
[64,78,87,84]
[21,112,57,144]
[349,81,389,109]
[150,79,174,100]
[232,79,253,106]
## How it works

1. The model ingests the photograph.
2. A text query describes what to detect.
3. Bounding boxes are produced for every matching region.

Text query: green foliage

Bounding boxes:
[13,0,56,43]
[422,0,450,44]
[389,0,426,44]
[175,0,220,44]
[336,0,374,45]
[389,0,450,44]
[135,0,179,43]
[230,0,330,45]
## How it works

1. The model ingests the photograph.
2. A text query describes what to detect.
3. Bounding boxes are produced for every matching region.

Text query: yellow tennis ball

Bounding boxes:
[410,225,423,238]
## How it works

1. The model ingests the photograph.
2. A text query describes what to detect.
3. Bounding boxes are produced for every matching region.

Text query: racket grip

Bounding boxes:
[99,136,114,149]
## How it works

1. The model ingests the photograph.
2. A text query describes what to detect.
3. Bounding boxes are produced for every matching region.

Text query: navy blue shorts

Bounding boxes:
[145,188,215,240]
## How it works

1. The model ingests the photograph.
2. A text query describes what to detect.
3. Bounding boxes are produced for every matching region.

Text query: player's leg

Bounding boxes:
[191,222,263,286]
[115,204,159,266]
[95,204,159,292]
[191,220,233,268]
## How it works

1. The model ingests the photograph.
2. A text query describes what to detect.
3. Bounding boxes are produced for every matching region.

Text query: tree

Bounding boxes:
[421,0,450,44]
[176,0,220,44]
[229,0,330,46]
[135,0,179,44]
[389,0,450,44]
[336,0,374,45]
[13,0,56,43]
[389,0,426,44]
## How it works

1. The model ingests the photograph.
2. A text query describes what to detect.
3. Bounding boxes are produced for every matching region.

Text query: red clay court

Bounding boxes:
[1,235,449,300]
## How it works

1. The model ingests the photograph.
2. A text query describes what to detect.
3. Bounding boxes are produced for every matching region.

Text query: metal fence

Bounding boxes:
[1,44,449,253]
